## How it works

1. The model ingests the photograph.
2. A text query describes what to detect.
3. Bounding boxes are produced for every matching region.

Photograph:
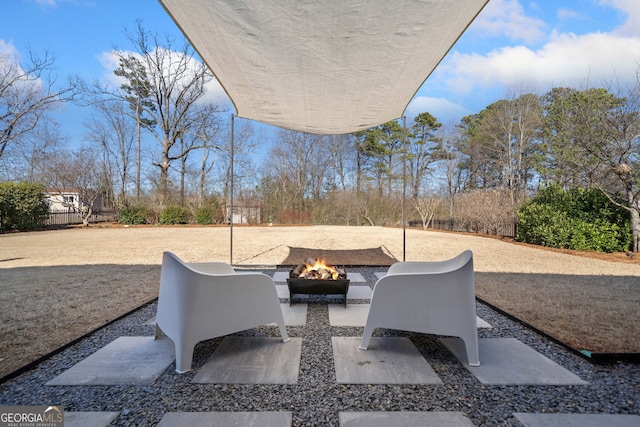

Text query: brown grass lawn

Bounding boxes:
[1,224,639,378]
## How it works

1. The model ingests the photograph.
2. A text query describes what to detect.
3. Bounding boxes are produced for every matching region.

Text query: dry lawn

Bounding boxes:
[1,224,639,378]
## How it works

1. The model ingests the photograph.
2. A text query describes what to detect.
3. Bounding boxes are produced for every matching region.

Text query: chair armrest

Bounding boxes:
[387,261,450,275]
[187,262,235,275]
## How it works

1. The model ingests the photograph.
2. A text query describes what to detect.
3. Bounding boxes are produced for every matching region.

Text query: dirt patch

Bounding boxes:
[282,246,397,266]
[1,225,639,379]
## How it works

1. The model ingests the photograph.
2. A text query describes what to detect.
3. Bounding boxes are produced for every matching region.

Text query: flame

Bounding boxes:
[302,258,341,280]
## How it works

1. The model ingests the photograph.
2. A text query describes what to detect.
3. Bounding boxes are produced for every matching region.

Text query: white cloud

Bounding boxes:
[599,0,640,36]
[405,96,471,124]
[98,49,230,107]
[471,0,547,43]
[97,50,123,89]
[32,0,75,7]
[556,8,587,22]
[0,39,18,57]
[441,30,640,94]
[0,40,44,92]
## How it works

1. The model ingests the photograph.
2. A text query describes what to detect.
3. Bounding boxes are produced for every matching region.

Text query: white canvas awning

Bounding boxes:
[159,0,488,134]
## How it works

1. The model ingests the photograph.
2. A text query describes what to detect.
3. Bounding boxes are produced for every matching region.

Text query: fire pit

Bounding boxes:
[287,258,350,307]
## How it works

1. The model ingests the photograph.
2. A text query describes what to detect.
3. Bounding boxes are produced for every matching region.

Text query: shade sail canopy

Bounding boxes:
[159,0,488,134]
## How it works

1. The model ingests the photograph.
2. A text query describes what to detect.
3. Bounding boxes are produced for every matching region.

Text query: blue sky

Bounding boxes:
[2,0,640,150]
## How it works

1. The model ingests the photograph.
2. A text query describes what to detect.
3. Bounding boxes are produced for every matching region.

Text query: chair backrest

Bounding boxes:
[370,250,476,338]
[387,250,473,276]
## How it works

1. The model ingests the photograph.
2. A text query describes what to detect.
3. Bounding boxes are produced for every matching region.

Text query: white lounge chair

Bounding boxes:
[359,250,479,366]
[155,251,289,373]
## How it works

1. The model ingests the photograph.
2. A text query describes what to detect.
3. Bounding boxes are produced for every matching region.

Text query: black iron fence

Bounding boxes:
[410,219,518,238]
[45,209,118,226]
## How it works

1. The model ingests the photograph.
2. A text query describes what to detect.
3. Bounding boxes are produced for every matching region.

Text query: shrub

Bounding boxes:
[517,185,631,252]
[160,205,189,225]
[195,206,214,225]
[118,206,147,225]
[0,182,49,231]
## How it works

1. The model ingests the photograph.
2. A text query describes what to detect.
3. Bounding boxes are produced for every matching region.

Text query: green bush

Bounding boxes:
[517,185,631,252]
[195,206,214,225]
[568,219,627,253]
[0,182,49,231]
[118,206,147,225]
[160,205,189,225]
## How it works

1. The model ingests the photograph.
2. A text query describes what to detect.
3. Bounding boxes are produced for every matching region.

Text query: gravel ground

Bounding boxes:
[1,268,638,427]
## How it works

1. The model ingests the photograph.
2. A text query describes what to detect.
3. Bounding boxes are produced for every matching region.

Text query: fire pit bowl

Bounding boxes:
[287,258,350,307]
[287,278,350,307]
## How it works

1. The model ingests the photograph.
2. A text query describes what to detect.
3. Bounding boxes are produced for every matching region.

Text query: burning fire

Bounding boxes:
[291,257,347,280]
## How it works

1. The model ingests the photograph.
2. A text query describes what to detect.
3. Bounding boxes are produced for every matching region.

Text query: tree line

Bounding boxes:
[1,23,639,249]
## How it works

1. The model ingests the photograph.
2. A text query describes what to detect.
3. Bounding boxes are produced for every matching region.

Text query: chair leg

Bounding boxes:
[359,324,375,350]
[463,336,480,366]
[278,320,290,342]
[175,342,195,374]
[154,324,163,340]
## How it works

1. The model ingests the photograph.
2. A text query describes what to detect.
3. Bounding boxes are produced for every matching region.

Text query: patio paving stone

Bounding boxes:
[64,412,120,427]
[328,303,491,328]
[45,336,174,386]
[328,303,370,326]
[156,411,292,427]
[276,303,307,326]
[192,337,302,384]
[441,337,589,385]
[339,411,475,426]
[513,412,640,427]
[332,337,442,384]
[374,271,387,279]
[347,285,373,299]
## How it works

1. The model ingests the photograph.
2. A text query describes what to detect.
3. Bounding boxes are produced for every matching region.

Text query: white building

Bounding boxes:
[45,188,103,212]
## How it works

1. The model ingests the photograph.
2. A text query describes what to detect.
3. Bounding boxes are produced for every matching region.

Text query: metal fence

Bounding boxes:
[45,209,118,226]
[411,219,518,238]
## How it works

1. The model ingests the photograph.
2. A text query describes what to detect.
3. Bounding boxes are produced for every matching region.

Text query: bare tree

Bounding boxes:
[86,99,136,209]
[0,49,80,162]
[412,196,441,229]
[114,21,215,203]
[43,148,105,226]
[4,121,63,182]
[260,130,334,222]
[454,189,516,235]
[191,107,224,205]
[435,123,464,216]
[326,134,355,191]
[476,92,541,203]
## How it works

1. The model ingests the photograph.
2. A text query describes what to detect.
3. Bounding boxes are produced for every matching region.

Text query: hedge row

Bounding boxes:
[118,204,223,226]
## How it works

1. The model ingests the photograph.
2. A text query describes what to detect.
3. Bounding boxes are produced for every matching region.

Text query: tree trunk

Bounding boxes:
[629,191,640,252]
[81,205,93,227]
[136,101,141,202]
[160,153,170,204]
[200,145,207,205]
[180,137,186,206]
